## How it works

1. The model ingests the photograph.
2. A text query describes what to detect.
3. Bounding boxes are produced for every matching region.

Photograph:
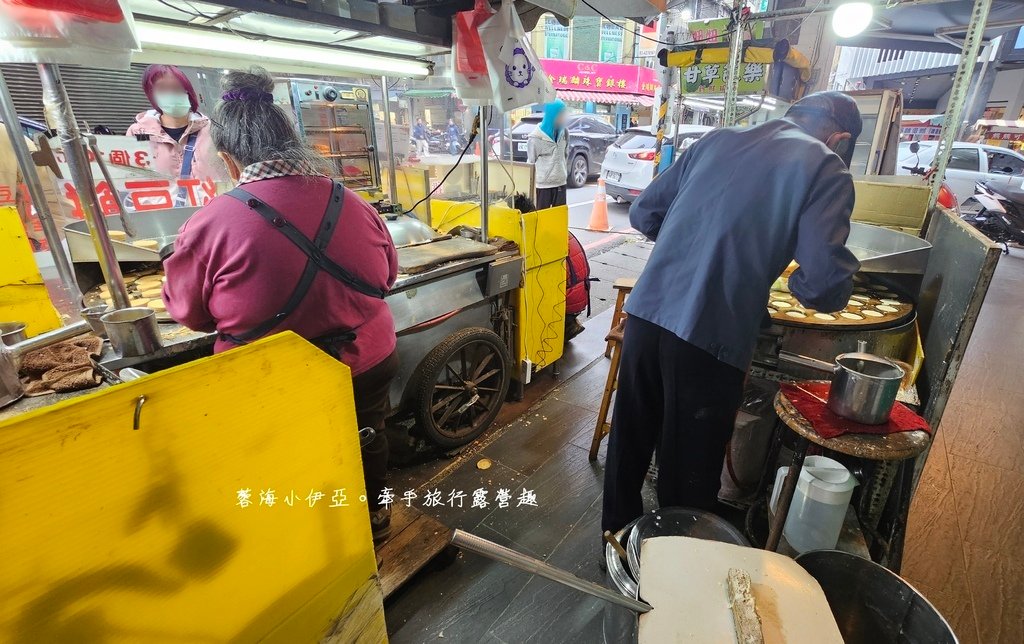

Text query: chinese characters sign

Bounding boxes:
[540,60,660,96]
[681,61,767,95]
[680,18,768,95]
[236,486,540,510]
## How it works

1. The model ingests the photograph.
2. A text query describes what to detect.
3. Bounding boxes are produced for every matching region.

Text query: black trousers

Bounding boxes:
[536,185,567,210]
[601,316,746,533]
[353,350,399,512]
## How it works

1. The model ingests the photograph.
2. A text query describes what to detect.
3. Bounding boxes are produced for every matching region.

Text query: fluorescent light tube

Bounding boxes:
[135,21,430,78]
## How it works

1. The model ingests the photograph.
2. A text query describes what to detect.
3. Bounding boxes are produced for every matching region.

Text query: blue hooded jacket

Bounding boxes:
[539,100,566,141]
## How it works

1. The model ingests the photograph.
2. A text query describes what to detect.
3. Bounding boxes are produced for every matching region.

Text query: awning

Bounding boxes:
[556,90,654,107]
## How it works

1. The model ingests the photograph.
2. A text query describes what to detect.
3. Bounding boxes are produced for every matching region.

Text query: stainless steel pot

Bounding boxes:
[1,321,93,408]
[101,307,162,357]
[779,341,905,425]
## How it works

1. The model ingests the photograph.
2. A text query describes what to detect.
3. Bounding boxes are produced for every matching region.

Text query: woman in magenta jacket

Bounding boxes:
[162,67,399,542]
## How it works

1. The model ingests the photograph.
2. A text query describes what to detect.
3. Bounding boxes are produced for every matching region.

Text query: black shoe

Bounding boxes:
[371,506,392,544]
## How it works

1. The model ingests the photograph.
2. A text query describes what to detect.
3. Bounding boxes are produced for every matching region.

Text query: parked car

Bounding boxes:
[897,140,1024,205]
[600,125,714,203]
[509,114,619,188]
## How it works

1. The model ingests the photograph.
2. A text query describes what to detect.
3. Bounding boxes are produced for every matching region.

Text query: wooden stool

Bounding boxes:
[605,277,636,358]
[765,388,931,572]
[591,317,626,461]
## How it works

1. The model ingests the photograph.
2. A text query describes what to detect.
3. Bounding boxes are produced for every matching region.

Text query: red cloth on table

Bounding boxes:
[779,381,930,439]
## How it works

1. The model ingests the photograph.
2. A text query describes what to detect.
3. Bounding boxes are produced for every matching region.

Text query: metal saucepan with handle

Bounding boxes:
[0,321,93,408]
[778,340,906,425]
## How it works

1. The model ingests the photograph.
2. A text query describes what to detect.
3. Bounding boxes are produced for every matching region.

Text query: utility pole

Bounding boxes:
[653,18,676,179]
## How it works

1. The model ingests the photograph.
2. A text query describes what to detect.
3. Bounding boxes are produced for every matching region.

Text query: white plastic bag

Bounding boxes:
[477,0,555,113]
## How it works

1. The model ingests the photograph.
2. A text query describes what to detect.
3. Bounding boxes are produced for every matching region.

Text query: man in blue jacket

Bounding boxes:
[602,92,863,534]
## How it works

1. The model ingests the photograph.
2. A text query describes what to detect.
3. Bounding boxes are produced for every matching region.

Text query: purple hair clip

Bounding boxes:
[222,89,274,103]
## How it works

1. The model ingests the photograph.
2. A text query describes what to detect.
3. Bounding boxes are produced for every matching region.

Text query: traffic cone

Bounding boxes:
[587,178,611,232]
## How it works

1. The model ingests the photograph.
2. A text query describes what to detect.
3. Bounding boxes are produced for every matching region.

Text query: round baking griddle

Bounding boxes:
[81,268,173,322]
[768,280,913,331]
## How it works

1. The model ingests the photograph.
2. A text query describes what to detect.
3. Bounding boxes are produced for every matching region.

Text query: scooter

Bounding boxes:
[900,141,960,213]
[960,181,1024,254]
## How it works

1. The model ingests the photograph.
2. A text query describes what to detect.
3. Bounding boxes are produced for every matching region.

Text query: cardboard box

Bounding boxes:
[853,176,930,233]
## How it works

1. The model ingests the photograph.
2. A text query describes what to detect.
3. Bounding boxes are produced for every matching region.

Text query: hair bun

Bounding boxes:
[221,66,274,95]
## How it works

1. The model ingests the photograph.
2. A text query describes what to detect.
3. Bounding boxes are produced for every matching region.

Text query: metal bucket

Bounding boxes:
[0,322,27,346]
[101,308,162,357]
[796,550,957,644]
[828,352,905,424]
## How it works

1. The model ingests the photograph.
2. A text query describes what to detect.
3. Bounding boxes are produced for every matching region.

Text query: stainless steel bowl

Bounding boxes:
[626,507,749,581]
[0,321,27,346]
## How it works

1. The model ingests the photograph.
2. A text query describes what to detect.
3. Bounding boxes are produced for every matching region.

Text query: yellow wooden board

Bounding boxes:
[0,205,61,335]
[0,332,385,643]
[428,201,569,372]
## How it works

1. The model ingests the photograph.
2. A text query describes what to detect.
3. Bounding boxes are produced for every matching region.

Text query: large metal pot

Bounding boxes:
[828,351,905,424]
[0,321,93,408]
[779,341,905,425]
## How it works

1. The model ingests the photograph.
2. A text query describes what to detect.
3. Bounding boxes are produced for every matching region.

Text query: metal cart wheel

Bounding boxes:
[412,327,512,449]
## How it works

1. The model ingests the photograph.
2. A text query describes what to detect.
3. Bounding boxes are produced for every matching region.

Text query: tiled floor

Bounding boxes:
[901,248,1024,644]
[386,244,1024,643]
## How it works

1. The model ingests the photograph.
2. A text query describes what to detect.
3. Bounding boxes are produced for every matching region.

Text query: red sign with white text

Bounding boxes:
[539,60,660,96]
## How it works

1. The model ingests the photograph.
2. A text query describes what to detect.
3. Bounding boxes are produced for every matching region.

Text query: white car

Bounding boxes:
[897,141,1024,205]
[600,125,713,203]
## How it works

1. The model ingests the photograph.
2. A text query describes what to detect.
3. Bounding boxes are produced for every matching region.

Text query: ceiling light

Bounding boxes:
[135,21,431,78]
[832,2,874,39]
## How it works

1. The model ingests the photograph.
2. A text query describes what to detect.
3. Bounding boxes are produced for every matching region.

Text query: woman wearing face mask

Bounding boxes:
[527,100,569,209]
[162,67,399,543]
[126,64,228,194]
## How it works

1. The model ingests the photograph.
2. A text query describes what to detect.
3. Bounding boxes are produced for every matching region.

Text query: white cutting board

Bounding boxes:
[638,536,843,644]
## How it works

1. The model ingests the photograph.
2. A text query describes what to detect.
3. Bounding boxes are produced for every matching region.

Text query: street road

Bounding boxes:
[565,182,637,256]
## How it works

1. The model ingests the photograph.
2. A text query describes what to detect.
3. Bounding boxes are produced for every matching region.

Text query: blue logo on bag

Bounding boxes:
[505,46,534,89]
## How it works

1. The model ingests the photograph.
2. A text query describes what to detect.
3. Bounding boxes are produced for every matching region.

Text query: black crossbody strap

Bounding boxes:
[220,181,383,345]
[226,182,386,299]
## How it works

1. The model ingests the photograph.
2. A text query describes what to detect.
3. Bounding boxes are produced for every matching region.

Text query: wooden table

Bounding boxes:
[766,389,931,572]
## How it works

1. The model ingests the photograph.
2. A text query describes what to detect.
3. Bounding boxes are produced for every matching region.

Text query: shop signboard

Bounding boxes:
[540,60,660,96]
[637,20,658,59]
[544,15,569,59]
[599,20,624,63]
[680,18,767,95]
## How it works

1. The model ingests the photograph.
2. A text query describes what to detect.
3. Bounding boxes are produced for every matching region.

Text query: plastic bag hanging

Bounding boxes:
[452,0,496,101]
[477,0,556,113]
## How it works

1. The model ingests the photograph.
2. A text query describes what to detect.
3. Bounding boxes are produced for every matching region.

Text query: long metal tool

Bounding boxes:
[0,69,80,300]
[38,63,130,309]
[451,529,653,614]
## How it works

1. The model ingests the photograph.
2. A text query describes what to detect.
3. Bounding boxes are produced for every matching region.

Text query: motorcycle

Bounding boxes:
[960,181,1024,254]
[901,141,959,213]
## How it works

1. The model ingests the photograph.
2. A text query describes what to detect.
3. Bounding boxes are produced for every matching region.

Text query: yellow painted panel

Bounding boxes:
[0,205,61,335]
[0,332,383,643]
[428,201,568,372]
[381,167,431,221]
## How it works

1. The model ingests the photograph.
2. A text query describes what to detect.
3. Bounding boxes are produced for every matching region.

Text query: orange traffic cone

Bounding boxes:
[587,178,611,232]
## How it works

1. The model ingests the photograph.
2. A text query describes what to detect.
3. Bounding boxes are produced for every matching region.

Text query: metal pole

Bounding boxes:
[959,42,993,140]
[37,63,130,310]
[653,25,676,179]
[723,0,745,127]
[451,529,653,613]
[479,105,489,242]
[0,70,80,300]
[928,0,993,211]
[379,76,399,205]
